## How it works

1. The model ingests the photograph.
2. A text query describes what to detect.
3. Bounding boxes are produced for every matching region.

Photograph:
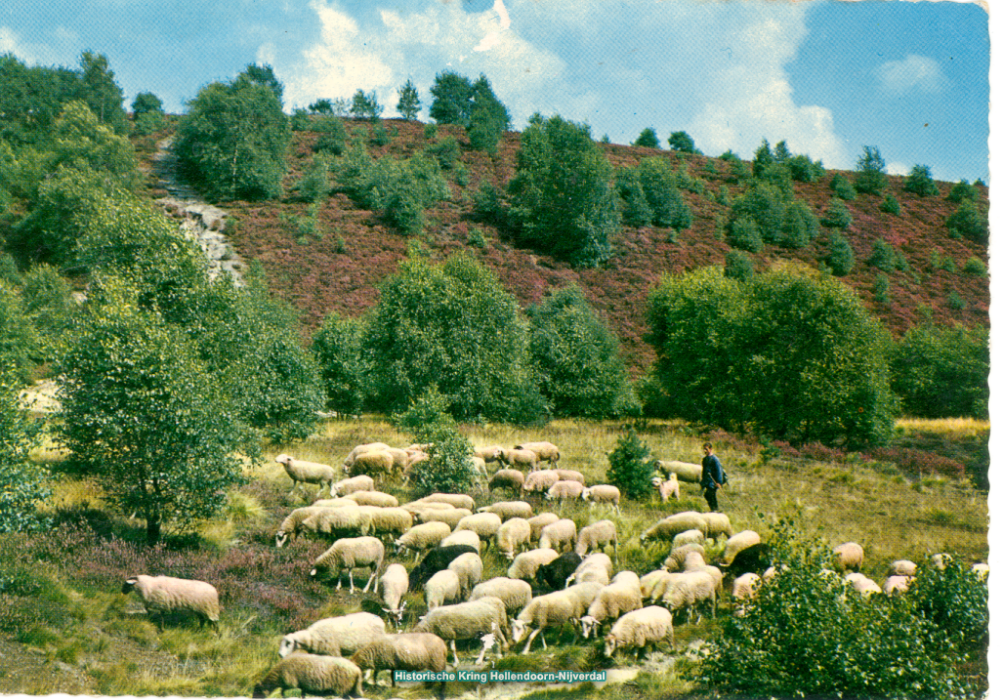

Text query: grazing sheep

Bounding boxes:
[489,469,526,492]
[276,506,348,547]
[581,484,621,513]
[253,653,363,699]
[652,473,680,501]
[345,490,400,508]
[470,578,534,615]
[300,506,373,542]
[575,520,619,560]
[539,519,577,553]
[640,512,709,542]
[410,545,478,588]
[331,474,376,496]
[545,480,586,502]
[883,575,912,596]
[343,442,391,468]
[350,633,448,688]
[121,575,220,629]
[640,569,673,602]
[567,553,614,587]
[474,445,505,463]
[448,552,484,598]
[603,606,674,659]
[579,574,643,638]
[527,512,561,542]
[511,589,582,653]
[971,562,989,581]
[931,553,953,570]
[501,448,538,472]
[672,529,706,550]
[889,560,918,577]
[655,460,702,483]
[440,529,482,552]
[507,548,560,581]
[403,499,458,516]
[275,454,337,498]
[425,569,463,609]
[356,506,413,539]
[383,447,411,473]
[394,522,452,560]
[310,536,385,593]
[379,564,409,625]
[347,449,395,478]
[405,450,429,472]
[553,469,585,484]
[418,493,476,511]
[522,469,562,493]
[456,512,503,544]
[311,497,359,508]
[514,441,560,466]
[413,596,510,665]
[478,501,534,521]
[731,572,761,617]
[833,542,864,572]
[662,543,706,572]
[536,552,583,590]
[846,573,881,598]
[661,571,717,622]
[496,518,532,560]
[279,612,386,658]
[701,512,733,539]
[720,542,773,579]
[720,530,763,567]
[413,507,472,530]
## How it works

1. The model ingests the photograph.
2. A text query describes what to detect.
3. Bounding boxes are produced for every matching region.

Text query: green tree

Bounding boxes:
[0,282,38,382]
[881,193,901,215]
[854,145,888,195]
[826,232,855,277]
[946,179,979,203]
[507,115,620,267]
[428,71,475,125]
[727,215,763,253]
[903,164,939,197]
[780,199,818,248]
[946,200,987,243]
[866,238,905,272]
[728,182,785,243]
[874,272,891,304]
[751,139,774,177]
[772,140,792,162]
[237,63,284,105]
[362,253,545,423]
[526,285,638,419]
[397,386,476,497]
[350,89,383,121]
[312,312,367,415]
[78,51,128,133]
[637,158,693,230]
[0,363,49,533]
[634,127,660,149]
[667,130,698,154]
[56,279,254,544]
[829,173,857,200]
[786,154,825,182]
[466,75,510,153]
[606,426,656,499]
[820,198,853,229]
[309,98,333,114]
[20,263,75,362]
[396,79,421,120]
[724,250,754,282]
[175,69,291,201]
[131,91,164,117]
[615,167,654,227]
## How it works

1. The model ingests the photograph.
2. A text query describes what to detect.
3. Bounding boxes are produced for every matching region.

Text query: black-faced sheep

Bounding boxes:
[121,575,220,629]
[310,536,385,593]
[253,653,363,698]
[536,552,583,590]
[279,612,386,658]
[603,606,674,659]
[275,454,336,498]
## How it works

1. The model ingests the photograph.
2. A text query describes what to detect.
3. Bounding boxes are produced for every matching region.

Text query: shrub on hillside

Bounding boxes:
[397,387,476,498]
[606,425,656,499]
[425,136,461,170]
[820,199,852,229]
[826,233,855,277]
[854,145,888,195]
[829,174,857,200]
[903,164,940,197]
[962,257,987,277]
[667,130,699,153]
[724,250,754,282]
[881,193,901,215]
[633,127,660,149]
[867,238,907,272]
[780,199,819,248]
[946,179,978,203]
[637,158,692,230]
[946,200,987,243]
[728,183,785,244]
[0,365,49,534]
[311,313,367,415]
[313,116,347,155]
[615,167,654,227]
[786,154,825,182]
[727,216,763,253]
[874,273,891,304]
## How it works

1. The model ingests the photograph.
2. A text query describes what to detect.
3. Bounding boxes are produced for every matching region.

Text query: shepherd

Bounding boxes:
[700,442,726,512]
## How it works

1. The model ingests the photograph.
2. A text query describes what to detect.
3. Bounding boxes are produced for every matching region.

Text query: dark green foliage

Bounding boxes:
[425,136,461,170]
[313,116,347,155]
[772,140,791,162]
[371,123,391,146]
[0,54,86,145]
[291,157,330,202]
[466,75,511,154]
[634,127,660,149]
[78,51,128,134]
[874,272,891,304]
[947,291,966,310]
[946,179,979,203]
[362,253,546,424]
[527,285,638,419]
[396,79,421,120]
[892,322,989,419]
[826,232,855,277]
[0,365,48,533]
[289,108,311,131]
[606,426,656,499]
[20,263,75,362]
[507,115,620,267]
[724,250,754,282]
[696,523,982,700]
[719,149,740,162]
[728,182,785,244]
[829,173,857,200]
[962,256,987,277]
[423,123,438,140]
[473,181,506,225]
[756,163,794,197]
[0,283,37,382]
[429,71,474,125]
[751,139,774,177]
[820,198,853,229]
[130,91,163,117]
[636,158,692,230]
[854,145,888,195]
[946,200,987,243]
[881,193,901,215]
[867,238,907,272]
[667,130,699,154]
[350,89,383,121]
[727,215,763,253]
[312,313,367,414]
[786,154,825,182]
[909,555,989,654]
[398,387,476,498]
[780,199,819,248]
[175,69,291,201]
[615,168,653,227]
[903,164,940,197]
[309,98,334,114]
[647,265,896,446]
[237,63,284,105]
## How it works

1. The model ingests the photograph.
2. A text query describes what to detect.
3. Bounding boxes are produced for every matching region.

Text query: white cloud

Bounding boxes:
[886,162,910,176]
[877,54,945,95]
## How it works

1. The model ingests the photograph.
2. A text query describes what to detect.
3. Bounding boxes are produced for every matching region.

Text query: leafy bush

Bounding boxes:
[874,272,891,304]
[829,173,857,200]
[313,116,347,155]
[946,200,987,243]
[0,282,38,380]
[727,216,763,253]
[633,127,660,149]
[371,123,391,146]
[786,154,825,182]
[291,157,330,202]
[903,164,939,197]
[946,179,978,203]
[606,426,656,499]
[20,263,75,362]
[466,75,510,154]
[728,183,785,244]
[780,199,818,248]
[881,193,901,215]
[962,256,987,277]
[637,158,692,230]
[397,387,476,498]
[667,131,699,153]
[312,313,367,415]
[723,250,754,282]
[425,136,461,170]
[290,108,311,131]
[616,168,653,227]
[854,145,888,195]
[825,232,855,277]
[349,89,383,121]
[0,365,49,533]
[820,198,852,228]
[423,123,438,140]
[867,238,907,272]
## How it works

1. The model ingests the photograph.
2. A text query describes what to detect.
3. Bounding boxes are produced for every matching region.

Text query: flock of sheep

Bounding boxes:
[118,439,988,699]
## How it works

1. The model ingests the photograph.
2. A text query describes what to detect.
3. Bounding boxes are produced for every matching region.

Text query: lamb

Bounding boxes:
[379,564,409,625]
[279,612,386,658]
[672,528,705,550]
[394,521,453,560]
[276,506,349,547]
[833,542,864,572]
[527,512,561,542]
[731,572,761,617]
[310,536,385,593]
[470,578,534,615]
[640,512,709,542]
[522,470,562,493]
[500,448,538,472]
[253,653,363,699]
[440,529,482,552]
[489,469,525,492]
[545,479,586,502]
[575,520,619,560]
[456,512,503,544]
[581,484,621,513]
[418,493,476,511]
[425,569,463,609]
[507,548,560,581]
[655,459,702,483]
[121,575,220,629]
[535,552,583,590]
[350,633,448,688]
[579,573,643,638]
[330,474,376,496]
[514,441,560,466]
[661,570,717,622]
[275,454,337,498]
[448,552,484,597]
[603,606,674,659]
[413,507,472,529]
[413,596,510,665]
[409,544,478,588]
[652,473,680,501]
[496,517,532,560]
[345,490,400,508]
[478,501,534,521]
[662,543,706,572]
[538,518,577,553]
[346,449,396,478]
[720,530,763,567]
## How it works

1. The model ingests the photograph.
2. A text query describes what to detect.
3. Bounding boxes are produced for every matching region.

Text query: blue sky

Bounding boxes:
[1,0,989,183]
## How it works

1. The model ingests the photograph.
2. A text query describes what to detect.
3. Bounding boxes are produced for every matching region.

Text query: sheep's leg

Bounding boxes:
[363,568,376,594]
[450,640,460,666]
[336,572,343,590]
[348,570,356,594]
[522,628,541,654]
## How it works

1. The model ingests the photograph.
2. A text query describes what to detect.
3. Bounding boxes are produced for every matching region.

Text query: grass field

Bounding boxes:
[0,416,988,698]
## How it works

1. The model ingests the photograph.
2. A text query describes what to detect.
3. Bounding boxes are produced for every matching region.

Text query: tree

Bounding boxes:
[724,250,754,282]
[637,158,693,230]
[466,75,510,153]
[396,386,476,497]
[0,363,49,533]
[826,232,855,277]
[507,115,620,267]
[854,145,887,195]
[946,179,978,203]
[237,63,284,105]
[820,199,853,229]
[667,131,698,154]
[526,285,638,419]
[429,71,475,125]
[772,140,792,162]
[131,91,164,117]
[606,426,656,499]
[79,51,128,133]
[903,164,940,197]
[946,200,987,243]
[751,139,774,177]
[362,253,545,423]
[312,312,367,415]
[780,199,818,248]
[634,127,660,149]
[350,89,383,121]
[309,98,333,114]
[615,167,653,227]
[175,69,291,201]
[0,282,38,382]
[56,279,254,544]
[829,173,857,200]
[396,79,421,120]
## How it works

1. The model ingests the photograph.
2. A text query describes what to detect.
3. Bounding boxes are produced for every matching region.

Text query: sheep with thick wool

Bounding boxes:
[522,469,562,493]
[655,460,702,483]
[546,480,586,502]
[603,606,674,659]
[489,469,525,492]
[510,589,580,653]
[720,530,762,567]
[539,519,577,553]
[379,564,409,625]
[508,548,559,581]
[253,653,363,699]
[501,448,539,472]
[883,575,912,596]
[672,529,706,550]
[470,577,534,615]
[394,521,452,560]
[350,633,448,688]
[347,449,396,478]
[440,529,482,552]
[121,575,220,629]
[343,442,390,467]
[279,612,386,658]
[478,501,534,521]
[331,474,376,496]
[514,441,560,466]
[413,596,509,665]
[833,542,864,572]
[581,484,621,512]
[414,507,472,530]
[527,512,560,542]
[554,468,585,484]
[731,572,761,617]
[310,536,385,593]
[579,572,643,638]
[409,544,478,588]
[418,493,476,510]
[276,505,352,547]
[889,560,918,577]
[496,517,532,560]
[661,571,717,622]
[425,569,463,610]
[474,445,505,463]
[456,512,502,544]
[275,454,337,498]
[345,490,399,508]
[356,506,413,539]
[640,512,709,542]
[448,552,484,597]
[300,506,373,542]
[575,520,619,559]
[702,512,734,538]
[567,553,613,587]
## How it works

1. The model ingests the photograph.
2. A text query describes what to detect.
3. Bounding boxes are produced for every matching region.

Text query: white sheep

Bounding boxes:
[346,449,396,478]
[567,553,614,587]
[883,575,912,596]
[575,520,619,560]
[413,507,472,530]
[496,518,532,560]
[474,445,505,462]
[394,521,452,560]
[508,548,560,581]
[345,490,399,508]
[511,589,583,653]
[489,469,525,492]
[418,493,476,510]
[579,573,643,638]
[603,606,674,659]
[539,519,577,553]
[661,570,717,622]
[253,653,363,699]
[655,459,702,483]
[275,454,336,498]
[413,596,510,665]
[330,474,375,496]
[310,536,385,593]
[425,569,463,609]
[522,469,562,493]
[343,442,390,468]
[545,480,586,502]
[641,512,709,542]
[448,551,484,597]
[889,560,918,577]
[276,506,351,547]
[501,448,538,472]
[350,633,448,688]
[639,569,673,602]
[553,468,585,484]
[731,572,761,617]
[581,484,621,513]
[379,563,409,625]
[440,529,482,552]
[477,501,534,521]
[514,441,560,466]
[720,530,763,567]
[121,575,220,629]
[672,528,705,550]
[456,512,503,544]
[833,542,864,572]
[279,612,386,658]
[527,512,561,542]
[311,497,359,508]
[356,505,413,539]
[846,573,881,598]
[652,473,680,501]
[971,562,989,581]
[300,506,373,542]
[470,578,534,615]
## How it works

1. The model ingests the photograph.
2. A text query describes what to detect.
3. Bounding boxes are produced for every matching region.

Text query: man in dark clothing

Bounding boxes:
[700,442,724,512]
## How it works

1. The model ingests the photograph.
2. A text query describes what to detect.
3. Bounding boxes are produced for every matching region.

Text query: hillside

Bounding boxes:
[136,117,989,372]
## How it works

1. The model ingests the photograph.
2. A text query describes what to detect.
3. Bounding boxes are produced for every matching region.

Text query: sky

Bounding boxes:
[0,1,990,183]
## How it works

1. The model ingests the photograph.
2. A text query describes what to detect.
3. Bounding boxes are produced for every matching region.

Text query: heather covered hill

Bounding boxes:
[139,116,988,372]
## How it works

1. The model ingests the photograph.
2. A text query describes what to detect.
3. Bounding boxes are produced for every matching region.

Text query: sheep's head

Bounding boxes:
[121,578,139,595]
[275,454,291,466]
[510,619,530,644]
[278,635,299,658]
[579,615,599,639]
[580,488,591,501]
[603,634,618,657]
